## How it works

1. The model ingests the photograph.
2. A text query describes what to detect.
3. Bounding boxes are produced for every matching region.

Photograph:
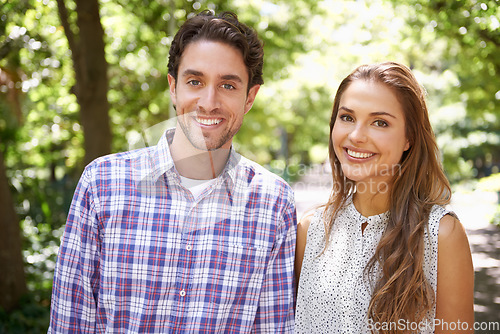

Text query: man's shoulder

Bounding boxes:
[83,147,156,178]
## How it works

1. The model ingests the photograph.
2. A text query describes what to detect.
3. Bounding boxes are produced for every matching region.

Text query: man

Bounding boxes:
[49,11,296,333]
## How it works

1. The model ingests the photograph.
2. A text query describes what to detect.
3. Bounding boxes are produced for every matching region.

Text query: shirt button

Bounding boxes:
[186,245,192,251]
[179,290,186,297]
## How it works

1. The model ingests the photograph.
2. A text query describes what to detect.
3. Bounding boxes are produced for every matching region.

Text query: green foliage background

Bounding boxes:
[0,0,498,331]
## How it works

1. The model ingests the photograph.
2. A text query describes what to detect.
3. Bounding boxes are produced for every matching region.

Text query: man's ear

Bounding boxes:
[244,85,260,115]
[167,74,177,105]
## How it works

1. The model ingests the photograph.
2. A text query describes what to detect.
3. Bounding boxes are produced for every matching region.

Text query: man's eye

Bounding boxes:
[222,83,235,90]
[188,80,201,86]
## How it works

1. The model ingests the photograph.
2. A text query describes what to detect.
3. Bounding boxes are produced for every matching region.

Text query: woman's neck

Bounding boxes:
[352,181,391,217]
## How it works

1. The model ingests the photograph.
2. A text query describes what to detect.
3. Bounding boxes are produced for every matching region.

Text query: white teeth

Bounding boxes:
[195,117,222,126]
[347,149,374,159]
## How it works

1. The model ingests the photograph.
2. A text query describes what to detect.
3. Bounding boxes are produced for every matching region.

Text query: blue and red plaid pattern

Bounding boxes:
[49,129,297,333]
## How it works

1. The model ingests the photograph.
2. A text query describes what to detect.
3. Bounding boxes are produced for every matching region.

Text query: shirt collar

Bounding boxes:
[149,128,240,186]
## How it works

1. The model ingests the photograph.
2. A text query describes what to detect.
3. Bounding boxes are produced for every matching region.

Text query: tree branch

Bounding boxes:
[56,0,83,99]
[56,0,77,52]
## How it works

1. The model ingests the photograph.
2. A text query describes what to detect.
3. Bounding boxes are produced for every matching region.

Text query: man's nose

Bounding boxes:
[198,85,220,112]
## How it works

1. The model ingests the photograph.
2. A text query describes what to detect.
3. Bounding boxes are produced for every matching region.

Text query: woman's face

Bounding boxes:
[332,80,410,189]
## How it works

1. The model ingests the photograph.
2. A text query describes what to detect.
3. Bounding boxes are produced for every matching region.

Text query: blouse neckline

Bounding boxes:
[346,197,390,228]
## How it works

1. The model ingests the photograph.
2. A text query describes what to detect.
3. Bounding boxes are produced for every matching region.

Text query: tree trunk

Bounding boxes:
[57,0,111,165]
[75,0,111,165]
[0,149,26,312]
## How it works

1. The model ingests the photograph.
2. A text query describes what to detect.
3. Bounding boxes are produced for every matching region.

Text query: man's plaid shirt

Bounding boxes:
[49,129,297,333]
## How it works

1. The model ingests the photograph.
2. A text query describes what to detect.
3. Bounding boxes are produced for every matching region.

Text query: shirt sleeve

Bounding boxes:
[252,188,297,333]
[48,166,101,333]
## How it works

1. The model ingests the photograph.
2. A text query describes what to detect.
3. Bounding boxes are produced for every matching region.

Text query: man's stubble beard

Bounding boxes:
[176,111,242,151]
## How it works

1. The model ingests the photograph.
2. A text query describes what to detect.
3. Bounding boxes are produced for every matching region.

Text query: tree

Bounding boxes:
[0,0,75,319]
[56,0,111,165]
[0,149,26,312]
[0,68,25,311]
[388,0,500,180]
[0,2,27,312]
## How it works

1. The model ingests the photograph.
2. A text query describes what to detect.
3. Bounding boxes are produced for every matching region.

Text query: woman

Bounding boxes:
[295,62,474,333]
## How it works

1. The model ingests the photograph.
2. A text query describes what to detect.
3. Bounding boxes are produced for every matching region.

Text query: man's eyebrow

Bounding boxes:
[220,74,243,83]
[181,69,203,77]
[339,106,397,119]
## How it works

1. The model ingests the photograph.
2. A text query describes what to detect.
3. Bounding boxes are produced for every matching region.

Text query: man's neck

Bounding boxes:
[169,128,230,180]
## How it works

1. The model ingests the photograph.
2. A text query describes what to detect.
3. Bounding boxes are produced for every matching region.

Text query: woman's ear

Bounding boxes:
[404,139,410,151]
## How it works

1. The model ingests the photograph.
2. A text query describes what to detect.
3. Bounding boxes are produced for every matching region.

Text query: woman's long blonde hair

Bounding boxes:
[324,62,451,332]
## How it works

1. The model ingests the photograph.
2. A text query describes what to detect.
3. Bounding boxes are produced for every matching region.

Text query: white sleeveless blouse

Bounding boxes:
[295,197,451,333]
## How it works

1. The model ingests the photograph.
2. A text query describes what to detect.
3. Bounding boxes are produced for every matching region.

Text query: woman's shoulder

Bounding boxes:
[437,211,465,241]
[425,204,467,245]
[429,204,454,218]
[298,208,324,238]
[427,204,457,229]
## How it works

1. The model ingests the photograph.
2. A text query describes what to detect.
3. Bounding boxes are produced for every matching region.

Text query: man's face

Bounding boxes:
[168,40,260,151]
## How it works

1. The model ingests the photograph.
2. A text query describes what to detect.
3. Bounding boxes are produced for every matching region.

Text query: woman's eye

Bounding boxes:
[339,114,354,122]
[373,120,388,127]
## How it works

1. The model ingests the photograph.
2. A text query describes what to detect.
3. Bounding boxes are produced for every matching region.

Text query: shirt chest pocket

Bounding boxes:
[193,242,269,306]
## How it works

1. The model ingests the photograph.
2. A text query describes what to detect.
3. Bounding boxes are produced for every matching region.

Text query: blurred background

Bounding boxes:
[0,0,499,332]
